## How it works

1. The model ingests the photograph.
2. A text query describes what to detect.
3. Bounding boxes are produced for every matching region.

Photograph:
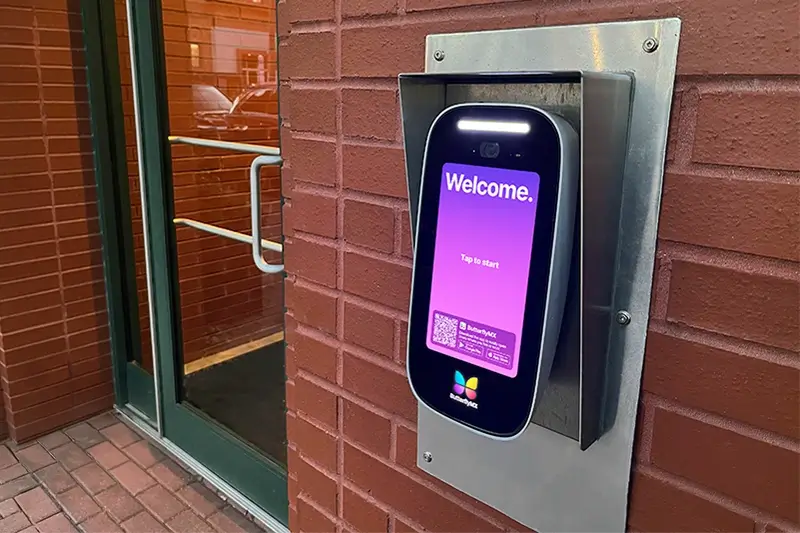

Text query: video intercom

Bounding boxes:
[407,103,578,439]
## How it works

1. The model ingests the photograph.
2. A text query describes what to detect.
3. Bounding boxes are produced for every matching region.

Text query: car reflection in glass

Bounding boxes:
[192,84,278,133]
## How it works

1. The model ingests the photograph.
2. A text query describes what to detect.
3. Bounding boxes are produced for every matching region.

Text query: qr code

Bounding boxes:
[432,313,459,347]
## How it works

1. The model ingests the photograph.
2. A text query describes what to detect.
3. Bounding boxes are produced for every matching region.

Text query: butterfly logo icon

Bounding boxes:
[453,371,478,400]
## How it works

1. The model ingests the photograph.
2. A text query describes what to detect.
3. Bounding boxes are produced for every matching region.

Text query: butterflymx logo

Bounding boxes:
[450,371,479,409]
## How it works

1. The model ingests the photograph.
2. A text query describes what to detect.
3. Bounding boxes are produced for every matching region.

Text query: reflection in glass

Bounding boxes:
[163,0,285,466]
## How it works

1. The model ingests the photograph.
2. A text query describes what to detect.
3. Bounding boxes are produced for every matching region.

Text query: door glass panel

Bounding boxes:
[160,0,285,467]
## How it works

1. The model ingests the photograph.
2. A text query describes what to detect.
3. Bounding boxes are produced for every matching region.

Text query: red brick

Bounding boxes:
[297,498,335,533]
[81,513,122,533]
[344,302,394,357]
[50,442,90,471]
[15,444,55,471]
[342,400,391,457]
[628,472,754,532]
[293,331,337,382]
[122,440,164,469]
[651,408,800,521]
[286,238,337,288]
[64,422,104,449]
[86,442,127,470]
[659,175,800,261]
[165,510,214,533]
[100,423,139,449]
[343,145,407,198]
[343,352,415,420]
[54,486,100,523]
[286,283,338,335]
[287,89,337,134]
[341,26,425,78]
[343,252,410,311]
[643,333,800,439]
[399,210,412,258]
[0,463,26,483]
[95,485,142,523]
[147,459,193,492]
[175,482,223,519]
[295,376,338,429]
[109,462,156,495]
[395,425,417,470]
[72,462,115,495]
[0,512,30,533]
[137,484,186,522]
[343,200,394,253]
[693,91,800,171]
[121,511,167,533]
[291,191,337,238]
[0,474,37,501]
[282,33,336,79]
[36,512,77,533]
[0,445,15,469]
[343,488,388,532]
[33,464,76,494]
[344,443,500,533]
[289,0,335,22]
[290,416,338,472]
[342,0,396,18]
[289,138,336,186]
[667,261,799,352]
[294,454,337,513]
[14,487,58,523]
[342,89,399,141]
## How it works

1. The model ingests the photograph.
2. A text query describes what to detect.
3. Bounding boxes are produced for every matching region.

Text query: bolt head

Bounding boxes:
[422,451,433,463]
[616,310,632,326]
[433,50,445,62]
[642,38,659,53]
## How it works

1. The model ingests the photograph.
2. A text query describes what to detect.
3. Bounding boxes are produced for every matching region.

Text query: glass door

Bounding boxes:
[125,0,287,522]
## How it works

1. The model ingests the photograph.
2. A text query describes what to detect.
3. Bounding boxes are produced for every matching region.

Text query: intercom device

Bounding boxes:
[407,103,578,439]
[398,18,681,532]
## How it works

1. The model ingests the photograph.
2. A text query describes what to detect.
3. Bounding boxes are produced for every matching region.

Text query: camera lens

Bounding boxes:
[479,142,500,159]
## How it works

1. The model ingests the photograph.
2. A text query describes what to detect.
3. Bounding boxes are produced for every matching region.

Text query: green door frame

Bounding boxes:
[80,0,157,422]
[81,0,288,524]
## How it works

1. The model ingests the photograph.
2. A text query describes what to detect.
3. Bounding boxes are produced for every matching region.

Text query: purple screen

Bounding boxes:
[426,162,540,378]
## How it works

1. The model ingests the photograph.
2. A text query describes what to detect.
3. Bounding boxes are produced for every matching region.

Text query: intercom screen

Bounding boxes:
[426,162,540,378]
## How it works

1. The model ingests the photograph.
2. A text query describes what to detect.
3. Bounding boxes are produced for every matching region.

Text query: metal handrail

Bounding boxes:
[168,135,280,156]
[174,218,283,254]
[250,155,284,274]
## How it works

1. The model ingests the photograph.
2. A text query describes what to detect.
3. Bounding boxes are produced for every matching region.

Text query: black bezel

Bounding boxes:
[408,104,563,438]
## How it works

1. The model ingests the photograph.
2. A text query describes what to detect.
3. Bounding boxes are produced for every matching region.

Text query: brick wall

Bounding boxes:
[0,0,113,442]
[279,1,799,533]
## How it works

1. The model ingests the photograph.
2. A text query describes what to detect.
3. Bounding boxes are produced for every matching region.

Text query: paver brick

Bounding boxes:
[110,462,156,495]
[64,424,105,449]
[34,464,76,494]
[101,424,141,449]
[14,444,54,472]
[50,442,91,471]
[36,512,78,533]
[95,484,143,523]
[87,441,128,470]
[55,486,101,523]
[72,462,116,495]
[14,487,58,523]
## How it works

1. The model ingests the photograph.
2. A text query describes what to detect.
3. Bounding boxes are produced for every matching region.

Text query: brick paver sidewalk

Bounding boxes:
[0,412,266,533]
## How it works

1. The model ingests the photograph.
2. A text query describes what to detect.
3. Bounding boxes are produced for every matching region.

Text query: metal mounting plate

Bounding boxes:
[415,18,681,532]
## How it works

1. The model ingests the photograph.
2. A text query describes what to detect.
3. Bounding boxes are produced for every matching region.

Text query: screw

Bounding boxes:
[433,50,445,62]
[616,310,632,326]
[422,452,433,463]
[642,38,659,53]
